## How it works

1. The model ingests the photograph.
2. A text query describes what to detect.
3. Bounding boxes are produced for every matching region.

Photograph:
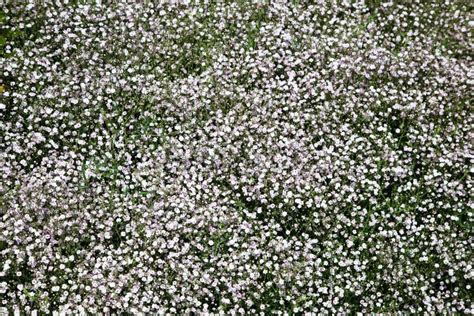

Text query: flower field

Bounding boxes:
[0,0,472,314]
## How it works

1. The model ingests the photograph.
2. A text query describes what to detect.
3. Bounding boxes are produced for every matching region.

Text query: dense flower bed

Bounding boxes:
[0,1,472,314]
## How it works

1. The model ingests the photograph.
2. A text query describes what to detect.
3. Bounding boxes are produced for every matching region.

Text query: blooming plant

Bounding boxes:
[0,0,472,314]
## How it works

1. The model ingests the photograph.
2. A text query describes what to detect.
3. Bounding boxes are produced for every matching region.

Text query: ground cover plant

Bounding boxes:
[0,0,473,314]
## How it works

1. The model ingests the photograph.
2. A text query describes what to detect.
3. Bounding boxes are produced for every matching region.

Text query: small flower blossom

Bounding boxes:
[0,0,470,314]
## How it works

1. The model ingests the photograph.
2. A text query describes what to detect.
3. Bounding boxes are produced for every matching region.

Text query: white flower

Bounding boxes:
[0,1,470,313]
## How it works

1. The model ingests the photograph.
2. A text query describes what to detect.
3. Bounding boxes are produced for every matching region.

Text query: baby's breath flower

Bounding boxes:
[0,0,471,314]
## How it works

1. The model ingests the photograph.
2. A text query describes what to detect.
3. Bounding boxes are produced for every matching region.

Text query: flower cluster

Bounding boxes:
[0,0,472,314]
